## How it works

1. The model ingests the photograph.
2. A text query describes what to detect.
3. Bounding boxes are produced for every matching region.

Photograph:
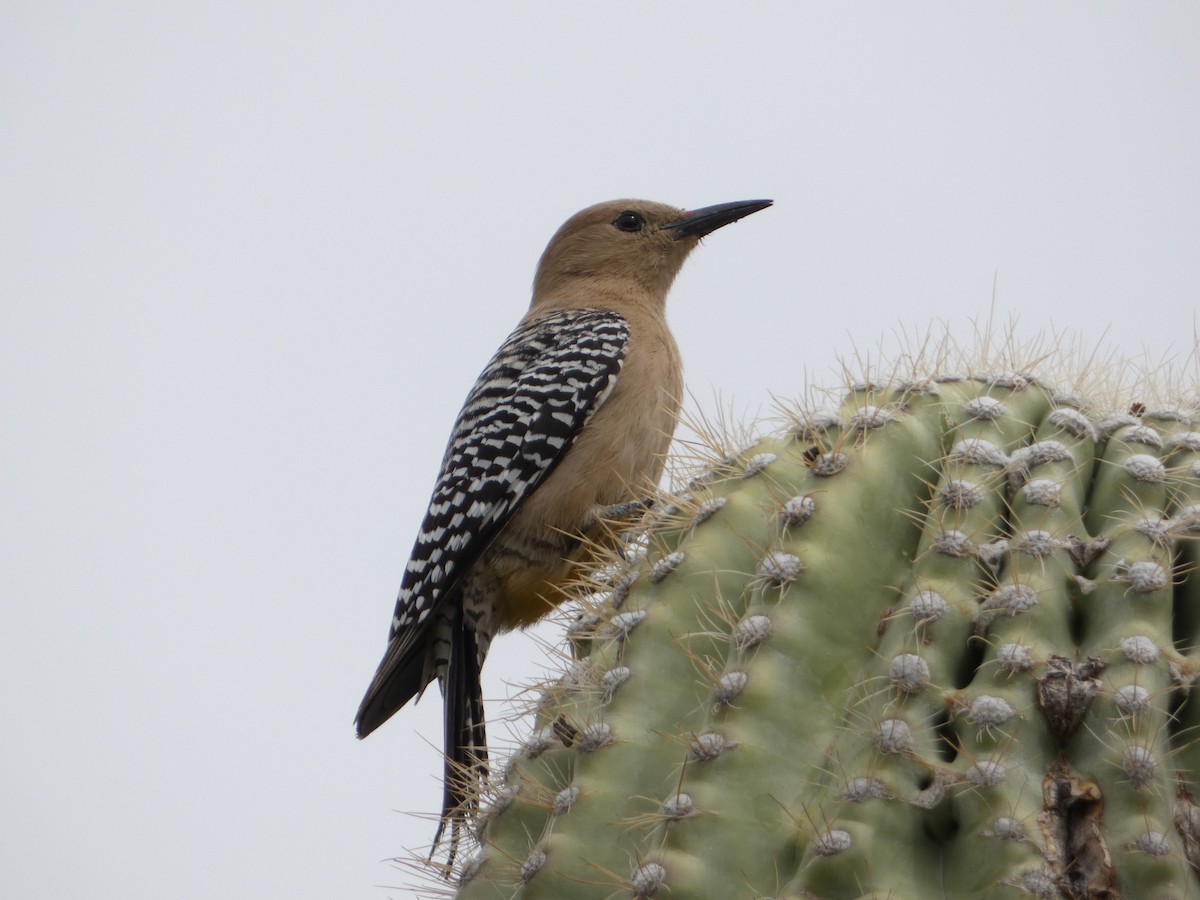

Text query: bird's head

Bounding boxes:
[531,198,772,308]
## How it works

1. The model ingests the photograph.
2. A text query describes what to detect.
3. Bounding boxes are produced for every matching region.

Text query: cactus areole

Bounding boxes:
[429,367,1200,900]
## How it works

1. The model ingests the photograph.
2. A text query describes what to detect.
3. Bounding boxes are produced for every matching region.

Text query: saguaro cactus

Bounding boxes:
[442,358,1200,900]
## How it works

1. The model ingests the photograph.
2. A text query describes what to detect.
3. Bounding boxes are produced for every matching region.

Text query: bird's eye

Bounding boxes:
[612,211,645,233]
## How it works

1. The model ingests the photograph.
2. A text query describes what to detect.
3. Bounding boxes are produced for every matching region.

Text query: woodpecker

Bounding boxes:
[356,197,772,858]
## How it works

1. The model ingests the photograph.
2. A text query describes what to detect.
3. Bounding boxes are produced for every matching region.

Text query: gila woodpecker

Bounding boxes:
[356,197,772,858]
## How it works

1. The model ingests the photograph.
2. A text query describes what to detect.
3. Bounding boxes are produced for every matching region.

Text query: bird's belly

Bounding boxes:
[486,539,577,630]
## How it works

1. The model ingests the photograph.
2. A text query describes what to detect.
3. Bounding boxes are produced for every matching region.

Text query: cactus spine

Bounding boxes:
[441,364,1200,900]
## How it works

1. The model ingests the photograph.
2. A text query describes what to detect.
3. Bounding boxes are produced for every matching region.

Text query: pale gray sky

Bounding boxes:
[2,4,1198,898]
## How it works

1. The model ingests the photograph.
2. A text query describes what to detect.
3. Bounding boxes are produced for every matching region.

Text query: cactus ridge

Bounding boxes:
[429,363,1200,900]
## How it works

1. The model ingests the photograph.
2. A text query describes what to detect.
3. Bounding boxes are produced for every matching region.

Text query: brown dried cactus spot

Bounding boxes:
[1039,761,1117,899]
[1066,536,1111,570]
[1036,656,1106,741]
[551,714,580,748]
[1175,785,1200,874]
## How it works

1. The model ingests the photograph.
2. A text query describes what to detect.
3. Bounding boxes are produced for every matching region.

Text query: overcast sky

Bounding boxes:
[3,4,1198,898]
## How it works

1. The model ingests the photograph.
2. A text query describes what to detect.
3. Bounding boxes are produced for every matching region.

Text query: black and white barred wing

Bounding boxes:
[355,309,630,735]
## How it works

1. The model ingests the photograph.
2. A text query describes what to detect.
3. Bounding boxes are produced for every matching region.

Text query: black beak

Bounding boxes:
[661,199,773,240]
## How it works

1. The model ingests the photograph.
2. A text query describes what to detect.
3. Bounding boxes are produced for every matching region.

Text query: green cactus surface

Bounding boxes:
[440,365,1200,900]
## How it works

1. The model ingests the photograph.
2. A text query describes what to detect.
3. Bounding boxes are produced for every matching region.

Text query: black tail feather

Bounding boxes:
[354,649,426,740]
[430,606,488,868]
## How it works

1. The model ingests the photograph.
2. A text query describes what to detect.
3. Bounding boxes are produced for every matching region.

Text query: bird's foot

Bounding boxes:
[597,497,654,521]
